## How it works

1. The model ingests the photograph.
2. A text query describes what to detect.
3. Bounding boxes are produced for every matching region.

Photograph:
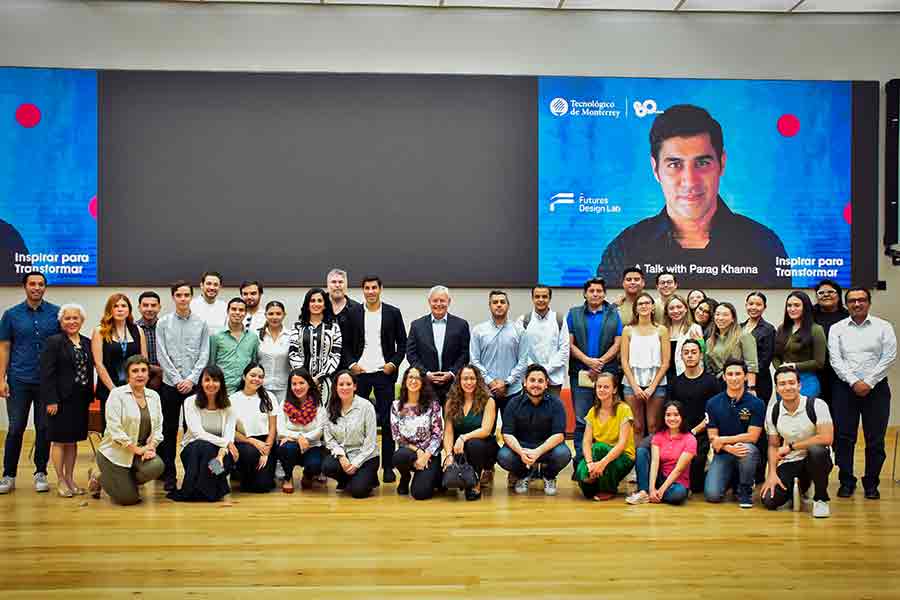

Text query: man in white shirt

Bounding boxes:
[240,280,267,332]
[828,287,896,500]
[513,285,569,398]
[189,271,227,333]
[761,366,834,518]
[346,276,406,482]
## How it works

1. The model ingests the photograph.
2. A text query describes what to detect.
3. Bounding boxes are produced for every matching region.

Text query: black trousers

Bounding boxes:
[168,440,233,502]
[690,432,710,494]
[393,448,442,500]
[832,378,891,490]
[158,383,192,480]
[762,445,832,509]
[234,435,276,493]
[459,437,499,475]
[322,455,379,498]
[356,371,396,472]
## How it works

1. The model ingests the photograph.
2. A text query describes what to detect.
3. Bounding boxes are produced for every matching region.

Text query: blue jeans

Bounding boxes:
[3,380,48,477]
[275,443,324,478]
[634,446,689,505]
[497,442,571,479]
[704,443,760,502]
[570,374,595,468]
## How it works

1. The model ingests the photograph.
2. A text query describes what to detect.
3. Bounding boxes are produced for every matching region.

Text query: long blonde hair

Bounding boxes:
[444,365,491,423]
[663,294,695,338]
[98,293,135,342]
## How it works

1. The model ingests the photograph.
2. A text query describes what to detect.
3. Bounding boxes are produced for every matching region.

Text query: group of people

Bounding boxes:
[0,266,894,516]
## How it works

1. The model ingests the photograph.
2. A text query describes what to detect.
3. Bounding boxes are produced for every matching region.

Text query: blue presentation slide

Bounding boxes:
[538,76,852,289]
[0,67,97,285]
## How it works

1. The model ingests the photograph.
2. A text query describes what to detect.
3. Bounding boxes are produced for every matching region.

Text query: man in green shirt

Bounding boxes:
[209,298,259,391]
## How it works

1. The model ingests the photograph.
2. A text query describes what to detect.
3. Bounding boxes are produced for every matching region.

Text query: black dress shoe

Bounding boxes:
[382,469,397,484]
[163,477,177,492]
[864,488,880,500]
[837,484,855,498]
[397,475,410,496]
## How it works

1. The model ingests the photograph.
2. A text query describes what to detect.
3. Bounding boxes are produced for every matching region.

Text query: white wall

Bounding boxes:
[1,0,899,423]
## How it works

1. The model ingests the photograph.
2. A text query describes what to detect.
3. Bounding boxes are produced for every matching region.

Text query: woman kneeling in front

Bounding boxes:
[168,366,237,502]
[90,355,164,505]
[322,370,379,499]
[230,363,277,493]
[626,400,696,505]
[575,372,635,501]
[391,367,444,500]
[276,368,326,493]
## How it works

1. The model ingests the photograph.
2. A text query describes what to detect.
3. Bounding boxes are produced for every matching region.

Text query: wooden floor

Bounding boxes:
[1,431,899,599]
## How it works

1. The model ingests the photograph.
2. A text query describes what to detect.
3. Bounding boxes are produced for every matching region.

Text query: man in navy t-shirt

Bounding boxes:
[704,358,765,508]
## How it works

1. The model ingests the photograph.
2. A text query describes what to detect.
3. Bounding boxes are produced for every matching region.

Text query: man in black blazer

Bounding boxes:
[347,276,407,483]
[406,285,471,405]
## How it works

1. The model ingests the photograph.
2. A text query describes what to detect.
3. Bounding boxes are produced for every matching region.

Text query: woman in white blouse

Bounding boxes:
[90,355,164,505]
[257,301,291,406]
[322,370,379,499]
[275,368,325,493]
[168,366,237,502]
[230,363,277,493]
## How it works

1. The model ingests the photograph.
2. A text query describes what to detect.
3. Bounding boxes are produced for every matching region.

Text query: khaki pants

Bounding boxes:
[97,452,165,505]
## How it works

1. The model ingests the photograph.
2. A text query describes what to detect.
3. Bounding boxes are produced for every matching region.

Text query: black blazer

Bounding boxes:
[335,297,362,371]
[346,302,407,379]
[406,313,470,376]
[40,333,94,407]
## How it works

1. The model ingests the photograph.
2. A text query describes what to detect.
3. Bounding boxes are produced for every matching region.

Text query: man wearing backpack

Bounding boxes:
[513,285,569,399]
[761,366,834,518]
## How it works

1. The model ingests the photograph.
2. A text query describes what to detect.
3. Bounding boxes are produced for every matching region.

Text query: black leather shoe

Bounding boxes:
[397,475,410,496]
[163,477,177,492]
[837,484,855,498]
[382,469,397,484]
[864,488,880,500]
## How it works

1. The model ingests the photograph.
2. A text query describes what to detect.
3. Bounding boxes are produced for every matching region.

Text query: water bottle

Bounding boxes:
[792,477,801,512]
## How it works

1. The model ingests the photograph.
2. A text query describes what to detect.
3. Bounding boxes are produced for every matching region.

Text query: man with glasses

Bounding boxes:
[654,271,678,322]
[0,272,60,494]
[828,287,896,500]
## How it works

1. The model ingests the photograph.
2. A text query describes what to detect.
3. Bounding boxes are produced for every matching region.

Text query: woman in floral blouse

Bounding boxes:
[390,367,444,500]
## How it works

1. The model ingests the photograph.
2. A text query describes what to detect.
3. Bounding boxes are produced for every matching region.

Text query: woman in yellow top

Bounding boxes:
[575,372,635,501]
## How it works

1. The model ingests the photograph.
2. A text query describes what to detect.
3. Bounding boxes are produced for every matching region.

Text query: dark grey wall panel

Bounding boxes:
[99,71,537,287]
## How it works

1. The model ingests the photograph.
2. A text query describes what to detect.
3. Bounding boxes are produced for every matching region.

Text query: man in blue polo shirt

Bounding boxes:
[567,277,623,472]
[705,358,765,508]
[0,272,61,494]
[498,364,571,496]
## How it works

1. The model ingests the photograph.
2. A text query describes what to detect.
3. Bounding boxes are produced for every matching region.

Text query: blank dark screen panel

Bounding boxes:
[99,71,537,287]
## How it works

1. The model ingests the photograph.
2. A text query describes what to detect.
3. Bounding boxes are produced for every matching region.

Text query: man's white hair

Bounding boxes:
[427,285,451,301]
[326,268,348,282]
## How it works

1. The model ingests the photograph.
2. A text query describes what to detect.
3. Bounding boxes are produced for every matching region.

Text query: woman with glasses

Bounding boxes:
[812,279,849,408]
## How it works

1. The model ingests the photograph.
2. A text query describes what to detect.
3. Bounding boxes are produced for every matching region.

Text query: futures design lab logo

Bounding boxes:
[549,97,569,117]
[633,99,662,118]
[549,192,575,212]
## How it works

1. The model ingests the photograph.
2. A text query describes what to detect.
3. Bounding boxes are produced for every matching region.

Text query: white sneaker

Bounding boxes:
[34,473,49,493]
[514,477,530,495]
[812,500,831,518]
[0,476,14,494]
[543,478,558,496]
[626,490,649,505]
[626,467,637,483]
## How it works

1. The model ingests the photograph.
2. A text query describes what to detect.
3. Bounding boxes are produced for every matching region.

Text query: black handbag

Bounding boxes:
[442,453,478,490]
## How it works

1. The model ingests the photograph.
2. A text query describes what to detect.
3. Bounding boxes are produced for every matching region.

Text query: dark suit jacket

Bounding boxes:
[40,333,95,406]
[346,302,407,379]
[406,313,470,376]
[335,297,362,371]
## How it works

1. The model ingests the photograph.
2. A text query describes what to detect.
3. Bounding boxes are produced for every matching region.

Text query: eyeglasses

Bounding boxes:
[816,290,837,297]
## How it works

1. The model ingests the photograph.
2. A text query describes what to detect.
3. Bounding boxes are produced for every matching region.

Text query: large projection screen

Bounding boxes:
[99,72,538,287]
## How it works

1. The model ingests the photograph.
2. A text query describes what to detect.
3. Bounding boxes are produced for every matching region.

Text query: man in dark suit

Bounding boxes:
[347,276,407,483]
[326,267,362,371]
[406,285,471,405]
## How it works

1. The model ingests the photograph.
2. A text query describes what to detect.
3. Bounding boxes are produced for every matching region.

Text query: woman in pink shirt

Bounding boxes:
[626,400,696,505]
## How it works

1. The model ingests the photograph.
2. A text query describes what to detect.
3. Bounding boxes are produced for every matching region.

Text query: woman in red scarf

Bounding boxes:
[275,368,325,493]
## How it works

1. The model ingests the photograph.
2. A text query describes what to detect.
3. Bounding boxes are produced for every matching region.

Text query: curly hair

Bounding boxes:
[444,364,491,423]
